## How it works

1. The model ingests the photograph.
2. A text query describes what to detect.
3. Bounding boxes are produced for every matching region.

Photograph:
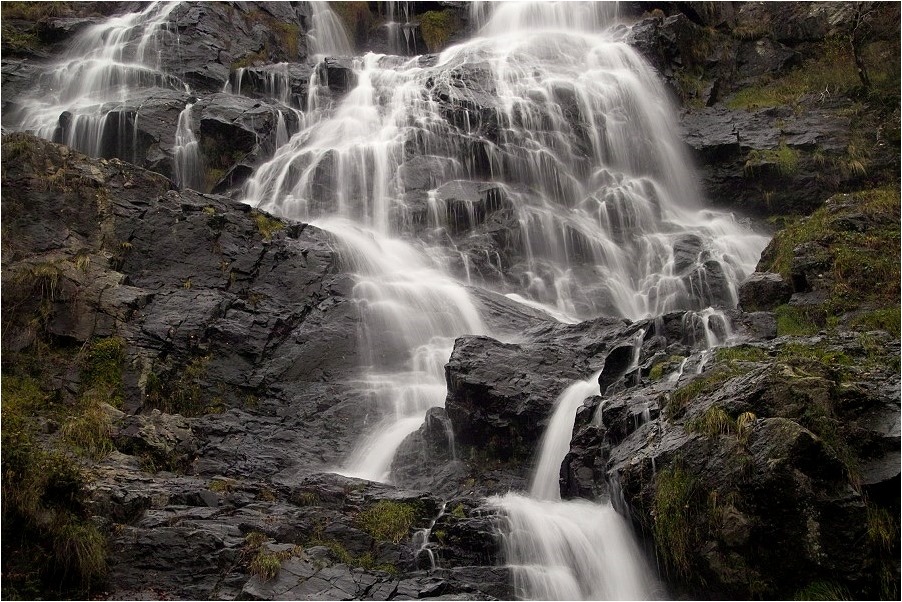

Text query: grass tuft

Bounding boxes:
[653,464,697,579]
[356,500,416,544]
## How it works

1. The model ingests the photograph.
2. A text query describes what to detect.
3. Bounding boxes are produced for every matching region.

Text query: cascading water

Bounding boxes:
[492,331,657,600]
[173,103,203,190]
[7,1,184,161]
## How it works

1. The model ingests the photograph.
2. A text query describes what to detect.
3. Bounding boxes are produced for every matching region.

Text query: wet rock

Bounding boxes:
[738,271,792,311]
[113,409,198,470]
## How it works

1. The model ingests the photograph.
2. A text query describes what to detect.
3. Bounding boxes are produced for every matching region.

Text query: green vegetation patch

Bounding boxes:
[744,143,799,177]
[665,364,745,419]
[356,500,416,544]
[761,187,900,333]
[419,10,460,53]
[145,355,222,416]
[252,210,285,241]
[652,464,698,579]
[727,38,860,110]
[715,346,769,363]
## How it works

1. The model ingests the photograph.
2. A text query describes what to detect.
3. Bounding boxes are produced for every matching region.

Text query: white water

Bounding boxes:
[173,102,202,190]
[316,218,484,483]
[307,1,354,58]
[493,338,658,600]
[10,1,184,163]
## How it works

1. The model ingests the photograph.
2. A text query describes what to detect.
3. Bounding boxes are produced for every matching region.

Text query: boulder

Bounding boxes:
[738,272,792,311]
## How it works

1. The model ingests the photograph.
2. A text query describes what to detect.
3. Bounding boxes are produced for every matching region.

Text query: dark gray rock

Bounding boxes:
[738,271,792,311]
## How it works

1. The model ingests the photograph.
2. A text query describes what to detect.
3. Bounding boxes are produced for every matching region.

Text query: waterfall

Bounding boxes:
[307,1,353,58]
[491,330,657,600]
[11,1,183,160]
[317,218,484,482]
[173,103,203,191]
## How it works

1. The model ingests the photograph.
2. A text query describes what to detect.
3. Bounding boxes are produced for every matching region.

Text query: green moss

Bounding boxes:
[744,143,799,176]
[451,503,466,519]
[762,187,900,333]
[666,365,745,419]
[232,49,267,70]
[356,500,416,544]
[653,464,697,579]
[727,38,859,110]
[252,210,285,241]
[715,346,768,363]
[774,305,820,336]
[419,10,459,53]
[850,308,901,336]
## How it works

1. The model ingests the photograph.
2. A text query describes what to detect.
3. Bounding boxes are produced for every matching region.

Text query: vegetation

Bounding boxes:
[1,1,73,20]
[761,187,900,334]
[665,364,745,419]
[726,38,863,111]
[715,346,768,363]
[356,500,416,544]
[145,355,222,416]
[252,210,285,241]
[419,10,460,53]
[744,144,799,176]
[794,581,852,601]
[652,464,698,579]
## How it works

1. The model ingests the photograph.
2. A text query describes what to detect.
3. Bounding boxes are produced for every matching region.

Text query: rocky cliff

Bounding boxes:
[1,2,899,600]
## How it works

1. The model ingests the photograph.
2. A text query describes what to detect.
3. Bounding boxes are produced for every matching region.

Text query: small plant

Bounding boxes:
[451,503,466,519]
[665,365,744,419]
[209,478,237,494]
[715,346,768,363]
[735,411,757,443]
[294,491,320,506]
[794,581,852,601]
[774,305,820,336]
[249,550,282,580]
[744,144,799,176]
[356,500,416,544]
[61,404,114,459]
[686,405,735,437]
[252,210,285,241]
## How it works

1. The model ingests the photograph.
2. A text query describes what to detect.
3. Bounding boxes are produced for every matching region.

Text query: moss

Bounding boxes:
[850,307,901,336]
[209,478,238,494]
[204,167,226,193]
[744,143,799,176]
[231,49,267,70]
[726,38,860,110]
[1,23,42,52]
[145,355,217,417]
[665,365,745,419]
[356,500,416,544]
[762,187,900,332]
[653,464,698,579]
[715,346,768,363]
[451,503,466,519]
[774,305,820,336]
[418,10,460,53]
[252,210,285,241]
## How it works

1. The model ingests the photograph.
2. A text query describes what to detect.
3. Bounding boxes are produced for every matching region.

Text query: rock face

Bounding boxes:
[738,271,792,311]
